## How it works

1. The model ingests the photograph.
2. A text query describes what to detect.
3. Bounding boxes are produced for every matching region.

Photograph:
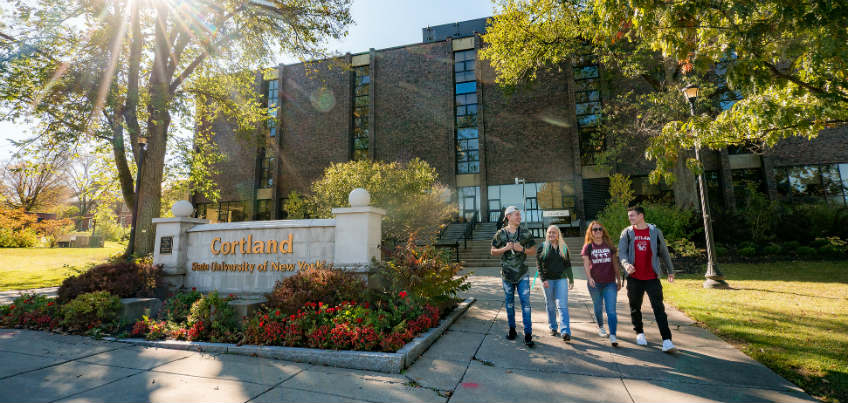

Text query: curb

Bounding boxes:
[106,297,475,373]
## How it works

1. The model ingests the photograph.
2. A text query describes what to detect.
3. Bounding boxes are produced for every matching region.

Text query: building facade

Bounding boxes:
[193,18,848,237]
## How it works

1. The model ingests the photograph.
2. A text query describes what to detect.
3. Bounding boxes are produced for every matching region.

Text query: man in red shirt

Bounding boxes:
[618,206,676,352]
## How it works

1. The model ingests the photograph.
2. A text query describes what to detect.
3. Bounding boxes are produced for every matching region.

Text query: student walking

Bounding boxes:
[491,206,537,347]
[618,206,676,352]
[581,220,622,347]
[536,225,574,342]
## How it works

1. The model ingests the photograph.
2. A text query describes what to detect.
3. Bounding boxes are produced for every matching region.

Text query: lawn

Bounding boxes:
[664,261,848,403]
[0,242,125,291]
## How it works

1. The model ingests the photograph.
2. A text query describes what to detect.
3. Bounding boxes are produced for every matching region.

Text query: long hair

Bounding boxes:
[541,225,567,260]
[584,220,616,254]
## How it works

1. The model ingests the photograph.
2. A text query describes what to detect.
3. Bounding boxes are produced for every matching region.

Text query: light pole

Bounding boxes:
[514,177,526,213]
[682,85,728,289]
[128,136,148,258]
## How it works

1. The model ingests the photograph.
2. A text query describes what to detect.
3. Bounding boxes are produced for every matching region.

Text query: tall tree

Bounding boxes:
[480,0,848,185]
[0,0,352,255]
[1,145,70,212]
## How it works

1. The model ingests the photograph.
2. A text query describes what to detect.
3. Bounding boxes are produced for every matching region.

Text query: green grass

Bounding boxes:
[0,242,125,291]
[665,261,848,403]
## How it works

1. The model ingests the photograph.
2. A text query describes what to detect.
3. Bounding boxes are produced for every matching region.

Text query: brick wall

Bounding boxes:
[766,126,848,166]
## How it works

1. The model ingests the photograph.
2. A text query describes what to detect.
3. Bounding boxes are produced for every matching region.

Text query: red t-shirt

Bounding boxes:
[631,227,657,280]
[581,242,615,283]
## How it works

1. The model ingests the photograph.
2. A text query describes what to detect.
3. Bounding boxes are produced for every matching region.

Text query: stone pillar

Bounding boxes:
[331,188,386,271]
[152,200,208,290]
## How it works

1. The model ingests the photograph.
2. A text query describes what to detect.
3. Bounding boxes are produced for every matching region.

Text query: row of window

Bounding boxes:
[573,63,603,165]
[352,66,371,160]
[195,199,289,223]
[455,49,480,174]
[776,163,848,205]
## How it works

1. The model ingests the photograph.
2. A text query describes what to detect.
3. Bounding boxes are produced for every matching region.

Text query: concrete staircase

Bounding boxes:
[439,223,468,241]
[458,235,585,268]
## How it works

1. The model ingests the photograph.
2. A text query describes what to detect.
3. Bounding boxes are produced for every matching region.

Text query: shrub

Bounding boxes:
[796,246,817,257]
[0,227,38,248]
[186,291,239,342]
[810,238,829,248]
[0,294,60,330]
[371,236,470,312]
[714,245,729,257]
[739,241,757,250]
[738,247,757,257]
[61,291,123,333]
[161,289,202,323]
[782,241,801,252]
[668,239,701,258]
[266,264,368,315]
[57,261,163,303]
[762,244,782,256]
[596,201,696,243]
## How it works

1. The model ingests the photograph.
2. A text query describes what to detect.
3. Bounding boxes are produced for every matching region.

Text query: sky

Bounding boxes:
[0,0,496,160]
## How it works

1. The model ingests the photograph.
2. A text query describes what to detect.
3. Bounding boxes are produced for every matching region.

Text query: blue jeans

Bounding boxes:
[502,276,532,334]
[587,281,618,335]
[542,278,571,335]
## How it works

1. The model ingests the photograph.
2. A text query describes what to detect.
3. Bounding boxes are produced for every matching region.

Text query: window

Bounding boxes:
[457,186,480,222]
[352,65,370,160]
[573,63,603,164]
[455,49,479,174]
[214,201,246,223]
[776,163,848,205]
[255,199,272,221]
[266,79,279,137]
[194,203,209,219]
[258,152,274,189]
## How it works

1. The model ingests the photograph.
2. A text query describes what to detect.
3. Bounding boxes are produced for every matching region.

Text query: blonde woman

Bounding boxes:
[582,220,622,347]
[536,225,574,342]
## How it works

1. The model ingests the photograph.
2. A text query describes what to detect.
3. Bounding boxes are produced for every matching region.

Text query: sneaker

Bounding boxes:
[549,329,559,336]
[662,339,676,352]
[636,333,647,346]
[524,333,535,347]
[506,327,517,340]
[610,335,618,347]
[562,333,571,343]
[598,327,608,337]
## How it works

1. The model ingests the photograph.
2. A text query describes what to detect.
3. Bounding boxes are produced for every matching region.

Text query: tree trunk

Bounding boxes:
[672,149,698,210]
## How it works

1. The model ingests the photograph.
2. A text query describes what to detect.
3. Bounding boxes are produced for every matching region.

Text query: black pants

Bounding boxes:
[626,277,672,340]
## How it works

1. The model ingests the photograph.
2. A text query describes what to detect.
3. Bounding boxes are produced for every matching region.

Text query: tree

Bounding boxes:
[0,0,352,256]
[295,159,457,245]
[480,0,848,183]
[0,145,70,212]
[65,151,120,218]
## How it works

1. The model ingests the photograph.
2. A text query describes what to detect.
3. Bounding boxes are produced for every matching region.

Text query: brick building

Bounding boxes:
[193,18,848,237]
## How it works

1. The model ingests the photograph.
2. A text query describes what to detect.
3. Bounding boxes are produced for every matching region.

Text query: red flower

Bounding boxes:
[275,310,281,316]
[318,302,324,308]
[9,305,15,310]
[47,302,55,307]
[192,287,197,291]
[399,291,408,298]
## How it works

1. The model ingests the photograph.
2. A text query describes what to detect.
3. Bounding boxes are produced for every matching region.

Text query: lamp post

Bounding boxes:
[682,85,728,289]
[127,136,148,258]
[514,177,527,213]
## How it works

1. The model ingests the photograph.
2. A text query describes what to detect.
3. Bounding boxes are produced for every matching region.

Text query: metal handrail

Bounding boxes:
[462,211,478,249]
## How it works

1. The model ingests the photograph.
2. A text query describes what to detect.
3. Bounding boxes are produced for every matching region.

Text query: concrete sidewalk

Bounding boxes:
[0,268,814,402]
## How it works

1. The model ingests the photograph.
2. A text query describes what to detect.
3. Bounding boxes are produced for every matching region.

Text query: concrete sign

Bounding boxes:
[153,189,385,296]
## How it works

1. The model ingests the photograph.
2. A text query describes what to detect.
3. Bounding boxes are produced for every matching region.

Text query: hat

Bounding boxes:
[504,206,520,216]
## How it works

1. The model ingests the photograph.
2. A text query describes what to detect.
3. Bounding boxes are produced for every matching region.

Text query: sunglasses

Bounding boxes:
[591,227,604,232]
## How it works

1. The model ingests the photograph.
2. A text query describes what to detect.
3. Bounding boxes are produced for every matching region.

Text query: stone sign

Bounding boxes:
[152,190,385,295]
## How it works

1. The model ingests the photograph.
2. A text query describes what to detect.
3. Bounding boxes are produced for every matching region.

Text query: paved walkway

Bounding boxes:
[0,269,814,402]
[0,287,58,305]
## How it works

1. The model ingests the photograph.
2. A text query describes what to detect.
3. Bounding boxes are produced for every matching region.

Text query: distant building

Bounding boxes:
[193,18,848,237]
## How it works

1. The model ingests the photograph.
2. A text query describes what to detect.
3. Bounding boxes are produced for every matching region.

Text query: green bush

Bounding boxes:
[668,238,701,258]
[796,246,817,257]
[596,202,696,244]
[61,291,123,333]
[371,236,471,312]
[820,245,845,258]
[782,241,801,252]
[738,247,757,257]
[186,291,239,342]
[810,238,829,248]
[0,227,38,248]
[762,244,782,256]
[92,217,129,242]
[715,245,729,257]
[161,289,203,323]
[266,264,368,315]
[739,241,757,250]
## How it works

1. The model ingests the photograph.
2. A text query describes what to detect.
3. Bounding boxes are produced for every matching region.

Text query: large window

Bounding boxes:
[352,65,370,160]
[573,63,603,165]
[266,79,279,137]
[776,163,848,205]
[457,186,480,222]
[258,149,274,189]
[255,199,272,221]
[455,49,479,174]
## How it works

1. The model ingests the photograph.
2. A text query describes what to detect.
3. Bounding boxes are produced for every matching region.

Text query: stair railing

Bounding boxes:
[462,211,478,249]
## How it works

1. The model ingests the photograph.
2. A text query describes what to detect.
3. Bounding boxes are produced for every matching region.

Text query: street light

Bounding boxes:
[682,84,728,289]
[514,177,526,213]
[128,136,148,258]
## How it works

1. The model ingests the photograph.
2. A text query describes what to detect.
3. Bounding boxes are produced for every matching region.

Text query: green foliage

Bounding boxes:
[762,244,782,256]
[668,239,701,259]
[783,241,801,253]
[283,191,312,219]
[481,0,848,182]
[1,294,61,330]
[0,227,38,248]
[266,264,367,315]
[186,291,239,343]
[597,201,696,244]
[796,246,817,258]
[162,289,203,324]
[60,291,123,333]
[714,245,728,257]
[608,174,634,207]
[298,159,456,243]
[371,237,471,311]
[92,211,129,243]
[596,203,630,242]
[738,247,757,257]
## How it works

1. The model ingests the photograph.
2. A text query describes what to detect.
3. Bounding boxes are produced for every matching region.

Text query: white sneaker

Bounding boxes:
[610,335,618,346]
[662,339,676,352]
[636,333,647,346]
[598,327,608,337]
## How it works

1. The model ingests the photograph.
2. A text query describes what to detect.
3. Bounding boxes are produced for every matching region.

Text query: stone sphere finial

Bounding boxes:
[172,200,194,217]
[348,188,370,207]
